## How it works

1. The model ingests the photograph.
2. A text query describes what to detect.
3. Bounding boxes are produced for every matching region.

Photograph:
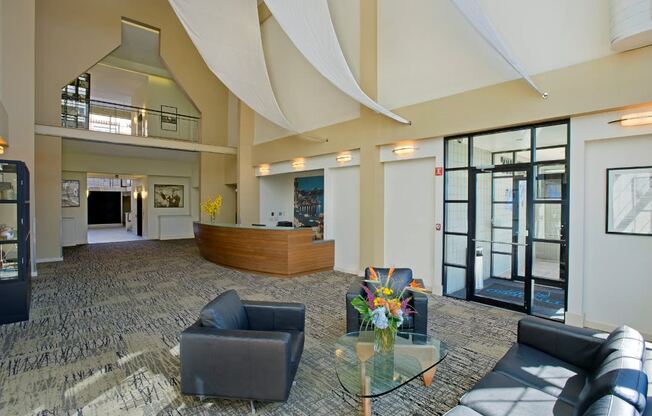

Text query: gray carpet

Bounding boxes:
[0,239,522,415]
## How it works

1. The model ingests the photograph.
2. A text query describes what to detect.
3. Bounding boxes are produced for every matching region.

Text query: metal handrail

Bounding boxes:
[472,238,528,247]
[89,99,200,120]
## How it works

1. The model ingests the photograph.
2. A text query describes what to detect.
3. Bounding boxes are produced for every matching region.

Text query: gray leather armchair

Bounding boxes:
[180,290,305,402]
[345,267,428,335]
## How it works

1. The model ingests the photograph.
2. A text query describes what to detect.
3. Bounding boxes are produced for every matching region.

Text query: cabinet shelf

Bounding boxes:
[0,200,17,204]
[0,240,18,244]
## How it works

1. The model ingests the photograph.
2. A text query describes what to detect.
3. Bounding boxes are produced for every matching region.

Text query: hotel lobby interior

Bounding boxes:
[0,0,651,415]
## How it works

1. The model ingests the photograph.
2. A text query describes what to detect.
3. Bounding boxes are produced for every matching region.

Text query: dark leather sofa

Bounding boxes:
[345,267,428,335]
[445,317,651,416]
[180,290,305,402]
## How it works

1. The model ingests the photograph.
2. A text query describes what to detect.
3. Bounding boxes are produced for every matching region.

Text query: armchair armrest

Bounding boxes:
[242,300,305,332]
[180,323,293,401]
[518,317,604,371]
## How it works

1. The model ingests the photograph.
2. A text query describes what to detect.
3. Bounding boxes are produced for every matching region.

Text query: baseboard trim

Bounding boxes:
[159,234,194,241]
[334,266,361,275]
[584,319,652,341]
[36,257,64,264]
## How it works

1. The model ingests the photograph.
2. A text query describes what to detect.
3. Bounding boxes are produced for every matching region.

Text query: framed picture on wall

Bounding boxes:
[61,179,80,207]
[161,105,178,131]
[606,166,652,236]
[154,184,184,208]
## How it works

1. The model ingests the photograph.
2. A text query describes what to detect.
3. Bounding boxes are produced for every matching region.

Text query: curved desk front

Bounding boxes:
[193,223,334,276]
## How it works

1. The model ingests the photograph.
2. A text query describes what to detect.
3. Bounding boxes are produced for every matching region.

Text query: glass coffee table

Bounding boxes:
[334,331,448,416]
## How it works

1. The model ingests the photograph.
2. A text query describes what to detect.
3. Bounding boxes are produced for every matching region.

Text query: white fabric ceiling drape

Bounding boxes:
[450,0,548,98]
[264,0,411,124]
[168,0,295,133]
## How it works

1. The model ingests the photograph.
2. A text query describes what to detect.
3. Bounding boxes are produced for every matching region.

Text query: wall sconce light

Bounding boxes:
[392,144,417,156]
[336,153,352,163]
[0,137,9,155]
[291,159,305,170]
[609,111,652,127]
[141,190,148,199]
[258,164,270,175]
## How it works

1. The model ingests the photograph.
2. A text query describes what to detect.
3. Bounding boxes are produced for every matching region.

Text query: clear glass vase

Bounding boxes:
[374,327,396,353]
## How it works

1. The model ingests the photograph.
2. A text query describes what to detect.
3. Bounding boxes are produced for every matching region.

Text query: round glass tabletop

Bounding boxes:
[334,331,448,398]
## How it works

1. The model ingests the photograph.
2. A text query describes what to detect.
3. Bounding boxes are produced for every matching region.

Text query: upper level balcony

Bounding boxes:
[61,96,200,143]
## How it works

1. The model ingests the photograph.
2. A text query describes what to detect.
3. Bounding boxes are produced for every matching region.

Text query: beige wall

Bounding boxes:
[238,0,652,272]
[35,135,62,261]
[1,0,36,269]
[33,0,233,261]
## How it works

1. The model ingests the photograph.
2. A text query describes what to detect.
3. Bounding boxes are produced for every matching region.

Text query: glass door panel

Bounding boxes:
[472,169,528,310]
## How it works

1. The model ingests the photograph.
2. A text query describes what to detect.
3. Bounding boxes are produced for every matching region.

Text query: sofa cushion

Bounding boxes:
[200,290,249,330]
[493,343,588,405]
[582,395,640,416]
[595,326,646,365]
[443,406,483,416]
[460,371,573,416]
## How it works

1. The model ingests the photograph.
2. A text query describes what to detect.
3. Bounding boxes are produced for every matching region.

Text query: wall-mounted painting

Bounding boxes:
[606,166,652,236]
[154,184,184,208]
[61,179,80,207]
[294,176,324,236]
[161,105,178,131]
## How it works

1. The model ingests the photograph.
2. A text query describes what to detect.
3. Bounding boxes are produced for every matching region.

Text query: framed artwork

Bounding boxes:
[61,180,80,207]
[294,176,324,238]
[154,184,184,208]
[161,105,178,131]
[606,166,652,236]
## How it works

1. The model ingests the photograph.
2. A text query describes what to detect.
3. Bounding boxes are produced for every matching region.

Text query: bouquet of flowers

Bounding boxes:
[201,195,223,223]
[351,267,415,352]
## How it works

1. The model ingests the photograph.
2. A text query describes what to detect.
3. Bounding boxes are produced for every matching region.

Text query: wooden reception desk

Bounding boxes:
[193,223,334,276]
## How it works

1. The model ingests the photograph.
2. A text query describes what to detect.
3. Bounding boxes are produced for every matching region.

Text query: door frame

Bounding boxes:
[442,119,571,321]
[468,163,533,314]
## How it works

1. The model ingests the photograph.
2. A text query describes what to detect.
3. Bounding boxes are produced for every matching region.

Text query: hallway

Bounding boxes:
[87,226,142,244]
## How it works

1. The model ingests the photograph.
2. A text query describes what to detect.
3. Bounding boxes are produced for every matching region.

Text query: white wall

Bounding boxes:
[583,135,652,336]
[325,166,360,274]
[255,0,360,143]
[570,109,652,337]
[384,157,437,288]
[378,0,613,109]
[259,170,322,226]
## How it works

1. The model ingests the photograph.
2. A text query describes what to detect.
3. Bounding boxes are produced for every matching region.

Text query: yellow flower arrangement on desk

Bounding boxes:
[201,195,223,223]
[351,267,415,353]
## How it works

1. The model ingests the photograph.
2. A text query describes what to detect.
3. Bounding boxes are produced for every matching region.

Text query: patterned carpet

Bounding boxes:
[0,240,522,415]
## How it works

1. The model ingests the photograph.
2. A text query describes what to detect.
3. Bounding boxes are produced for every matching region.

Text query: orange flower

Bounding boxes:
[374,297,387,308]
[387,267,395,281]
[369,267,378,281]
[388,299,401,315]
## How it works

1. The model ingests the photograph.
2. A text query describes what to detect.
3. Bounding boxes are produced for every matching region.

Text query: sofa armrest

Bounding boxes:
[518,317,604,371]
[243,300,305,332]
[180,324,293,401]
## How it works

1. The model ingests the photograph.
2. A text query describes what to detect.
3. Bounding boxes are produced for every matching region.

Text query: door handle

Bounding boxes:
[472,238,528,247]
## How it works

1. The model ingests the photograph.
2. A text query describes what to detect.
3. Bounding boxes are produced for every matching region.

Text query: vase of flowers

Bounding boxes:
[351,267,413,353]
[201,195,223,223]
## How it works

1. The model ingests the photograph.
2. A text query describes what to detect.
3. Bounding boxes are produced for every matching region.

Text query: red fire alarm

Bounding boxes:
[435,167,443,176]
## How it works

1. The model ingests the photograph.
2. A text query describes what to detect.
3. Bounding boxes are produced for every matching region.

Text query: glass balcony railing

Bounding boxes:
[61,99,200,143]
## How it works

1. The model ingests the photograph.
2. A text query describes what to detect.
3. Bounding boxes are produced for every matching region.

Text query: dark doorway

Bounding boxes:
[136,193,143,237]
[88,191,122,225]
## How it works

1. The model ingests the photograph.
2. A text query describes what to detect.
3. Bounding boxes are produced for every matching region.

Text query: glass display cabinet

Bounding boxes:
[0,160,30,324]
